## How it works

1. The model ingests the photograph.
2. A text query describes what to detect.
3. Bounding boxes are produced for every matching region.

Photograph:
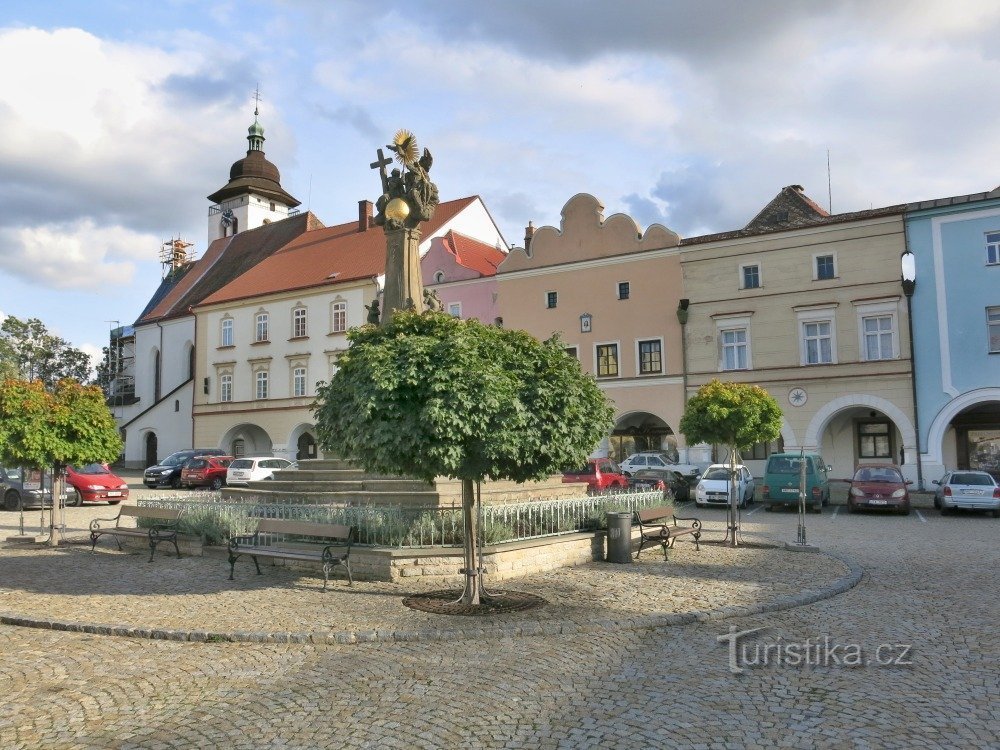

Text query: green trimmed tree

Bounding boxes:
[679,379,783,546]
[313,311,614,604]
[0,378,123,544]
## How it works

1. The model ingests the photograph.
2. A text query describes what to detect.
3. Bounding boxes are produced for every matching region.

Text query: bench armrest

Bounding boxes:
[228,533,258,553]
[321,539,352,562]
[89,515,121,532]
[671,515,702,532]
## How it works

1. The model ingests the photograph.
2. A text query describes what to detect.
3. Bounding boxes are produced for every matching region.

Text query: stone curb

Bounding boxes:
[0,545,864,646]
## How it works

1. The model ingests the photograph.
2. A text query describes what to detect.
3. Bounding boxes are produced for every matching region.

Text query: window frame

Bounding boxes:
[220,372,233,403]
[813,252,837,281]
[448,302,462,318]
[740,262,762,290]
[254,369,269,400]
[857,420,893,459]
[330,300,347,334]
[220,317,234,347]
[617,281,630,300]
[986,231,1000,266]
[853,299,900,362]
[636,337,663,375]
[255,312,269,343]
[292,366,307,398]
[594,341,620,378]
[988,306,1000,354]
[797,306,838,365]
[713,313,753,372]
[292,306,307,339]
[545,291,558,309]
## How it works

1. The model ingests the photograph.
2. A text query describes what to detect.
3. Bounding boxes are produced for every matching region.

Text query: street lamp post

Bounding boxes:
[901,249,923,491]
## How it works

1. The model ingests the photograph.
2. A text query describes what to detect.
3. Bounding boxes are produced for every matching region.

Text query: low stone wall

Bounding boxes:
[124,529,622,582]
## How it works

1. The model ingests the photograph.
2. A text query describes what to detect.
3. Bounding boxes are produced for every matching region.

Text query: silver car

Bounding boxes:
[1,466,68,511]
[933,471,1000,516]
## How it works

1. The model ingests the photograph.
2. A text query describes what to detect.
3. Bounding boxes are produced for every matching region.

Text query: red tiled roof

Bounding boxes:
[198,197,478,307]
[442,230,506,276]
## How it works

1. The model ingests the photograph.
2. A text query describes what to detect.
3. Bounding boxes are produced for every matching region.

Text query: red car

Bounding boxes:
[847,464,912,515]
[562,458,629,494]
[180,455,235,490]
[65,463,130,506]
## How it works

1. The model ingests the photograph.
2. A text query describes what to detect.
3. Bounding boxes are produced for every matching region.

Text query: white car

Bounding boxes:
[619,451,701,479]
[226,457,295,486]
[695,464,755,508]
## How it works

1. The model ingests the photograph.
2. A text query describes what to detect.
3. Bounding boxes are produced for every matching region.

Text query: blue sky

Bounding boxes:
[1,0,999,368]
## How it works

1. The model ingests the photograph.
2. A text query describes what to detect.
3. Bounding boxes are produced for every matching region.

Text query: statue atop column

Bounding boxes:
[370,130,440,324]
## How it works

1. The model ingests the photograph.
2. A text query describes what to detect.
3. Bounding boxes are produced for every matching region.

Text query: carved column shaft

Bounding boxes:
[381,227,424,324]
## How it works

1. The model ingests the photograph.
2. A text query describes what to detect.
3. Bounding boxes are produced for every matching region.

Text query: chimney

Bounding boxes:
[524,221,535,253]
[359,200,374,231]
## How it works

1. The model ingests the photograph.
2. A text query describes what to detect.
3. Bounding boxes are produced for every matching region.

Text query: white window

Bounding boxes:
[448,302,461,317]
[797,305,838,365]
[292,307,307,338]
[721,328,749,370]
[292,367,307,397]
[814,253,837,281]
[595,342,619,377]
[987,231,1000,265]
[220,318,233,347]
[989,306,1000,353]
[331,301,347,333]
[434,270,445,283]
[637,339,663,374]
[255,313,269,343]
[220,373,232,402]
[862,315,895,360]
[740,263,761,290]
[255,370,268,399]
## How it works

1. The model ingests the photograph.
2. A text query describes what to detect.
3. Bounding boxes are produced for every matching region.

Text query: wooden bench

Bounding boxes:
[633,505,702,560]
[228,519,353,590]
[89,505,182,562]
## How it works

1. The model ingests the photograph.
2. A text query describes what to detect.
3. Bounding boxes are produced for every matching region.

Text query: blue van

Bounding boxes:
[761,453,831,513]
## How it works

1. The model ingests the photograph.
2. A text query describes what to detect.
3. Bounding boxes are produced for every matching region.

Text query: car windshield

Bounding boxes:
[704,468,730,481]
[768,458,803,474]
[74,463,110,475]
[229,459,253,469]
[951,473,994,486]
[567,464,596,475]
[853,468,903,483]
[3,467,23,480]
[162,454,189,466]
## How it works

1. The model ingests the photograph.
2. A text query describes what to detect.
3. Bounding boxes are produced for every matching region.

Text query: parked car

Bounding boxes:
[761,452,831,513]
[695,464,755,508]
[932,470,1000,517]
[226,457,296,486]
[562,458,629,494]
[619,451,702,480]
[143,449,227,489]
[627,468,691,502]
[0,466,68,511]
[180,455,235,490]
[65,463,129,506]
[847,464,911,515]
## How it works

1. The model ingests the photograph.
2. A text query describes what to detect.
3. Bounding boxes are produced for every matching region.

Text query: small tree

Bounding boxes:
[0,378,123,544]
[679,379,783,546]
[313,311,614,604]
[0,316,93,386]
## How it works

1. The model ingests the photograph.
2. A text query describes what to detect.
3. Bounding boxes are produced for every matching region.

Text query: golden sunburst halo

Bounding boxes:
[392,129,419,165]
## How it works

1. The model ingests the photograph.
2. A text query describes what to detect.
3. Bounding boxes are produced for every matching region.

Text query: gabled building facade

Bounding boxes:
[424,230,507,321]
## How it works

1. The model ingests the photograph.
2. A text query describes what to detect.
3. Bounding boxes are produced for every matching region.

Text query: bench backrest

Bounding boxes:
[119,505,182,522]
[635,506,674,524]
[255,518,350,540]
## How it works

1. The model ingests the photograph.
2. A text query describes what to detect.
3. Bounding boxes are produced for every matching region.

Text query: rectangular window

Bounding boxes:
[293,367,306,397]
[220,373,232,403]
[858,421,892,458]
[221,319,233,347]
[742,264,760,289]
[596,343,619,377]
[987,231,1000,265]
[331,302,347,333]
[803,320,833,364]
[862,314,895,360]
[638,339,662,374]
[816,254,835,280]
[546,291,558,309]
[618,282,630,300]
[721,328,748,370]
[448,302,461,317]
[564,346,578,359]
[255,370,268,400]
[293,308,307,338]
[989,306,1000,353]
[255,313,269,342]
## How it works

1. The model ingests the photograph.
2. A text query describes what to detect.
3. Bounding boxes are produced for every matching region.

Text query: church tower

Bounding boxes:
[206,106,300,245]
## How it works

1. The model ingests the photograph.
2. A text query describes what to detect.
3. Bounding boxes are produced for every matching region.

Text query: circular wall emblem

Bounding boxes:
[788,387,808,407]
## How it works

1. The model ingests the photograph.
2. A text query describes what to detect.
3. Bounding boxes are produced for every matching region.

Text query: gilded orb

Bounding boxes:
[385,197,411,222]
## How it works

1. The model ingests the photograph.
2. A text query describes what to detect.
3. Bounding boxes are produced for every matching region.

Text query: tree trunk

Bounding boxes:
[48,465,63,547]
[459,477,482,605]
[728,446,739,548]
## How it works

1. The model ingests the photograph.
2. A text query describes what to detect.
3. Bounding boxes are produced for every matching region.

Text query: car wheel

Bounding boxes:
[764,503,774,512]
[810,502,822,514]
[108,500,122,505]
[171,475,182,489]
[900,504,911,516]
[210,477,223,491]
[933,495,940,510]
[4,490,21,512]
[66,490,81,507]
[992,509,1000,518]
[940,506,951,516]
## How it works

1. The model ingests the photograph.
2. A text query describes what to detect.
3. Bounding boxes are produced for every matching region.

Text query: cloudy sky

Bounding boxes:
[1,0,999,367]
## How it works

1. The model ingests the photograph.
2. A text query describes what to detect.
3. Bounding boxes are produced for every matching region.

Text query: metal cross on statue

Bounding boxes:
[370,148,392,194]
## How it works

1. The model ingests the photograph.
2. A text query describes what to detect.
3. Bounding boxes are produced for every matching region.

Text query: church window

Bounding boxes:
[292,307,307,338]
[221,318,233,347]
[255,313,269,343]
[331,302,347,333]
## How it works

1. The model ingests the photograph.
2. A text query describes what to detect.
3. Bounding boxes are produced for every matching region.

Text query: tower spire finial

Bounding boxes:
[252,83,262,118]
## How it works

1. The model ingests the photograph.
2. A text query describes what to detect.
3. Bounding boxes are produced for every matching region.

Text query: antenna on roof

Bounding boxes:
[827,148,833,214]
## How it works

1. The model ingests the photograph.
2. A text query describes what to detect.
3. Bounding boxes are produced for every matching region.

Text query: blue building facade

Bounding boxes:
[904,188,1000,484]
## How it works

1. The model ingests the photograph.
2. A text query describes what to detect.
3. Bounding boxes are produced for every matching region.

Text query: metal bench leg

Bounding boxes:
[172,538,181,559]
[90,532,99,553]
[228,552,239,581]
[322,563,330,592]
[251,555,262,575]
[345,559,353,586]
[693,531,701,551]
[661,541,669,561]
[148,538,156,562]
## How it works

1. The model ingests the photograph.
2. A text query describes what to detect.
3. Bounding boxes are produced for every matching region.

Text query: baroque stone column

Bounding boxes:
[381,227,424,324]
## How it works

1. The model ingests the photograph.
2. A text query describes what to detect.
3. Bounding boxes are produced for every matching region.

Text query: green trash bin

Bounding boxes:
[606,511,633,564]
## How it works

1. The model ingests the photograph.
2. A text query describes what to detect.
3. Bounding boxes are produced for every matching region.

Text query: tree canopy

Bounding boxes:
[0,316,93,387]
[313,311,614,483]
[0,378,122,469]
[679,379,783,451]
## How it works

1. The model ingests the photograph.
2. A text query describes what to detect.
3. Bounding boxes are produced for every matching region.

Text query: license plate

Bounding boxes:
[781,488,798,494]
[869,499,887,505]
[967,489,985,496]
[107,491,122,497]
[233,472,246,479]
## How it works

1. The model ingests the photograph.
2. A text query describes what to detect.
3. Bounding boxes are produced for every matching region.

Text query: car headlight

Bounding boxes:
[87,484,104,490]
[850,487,864,497]
[118,483,128,490]
[891,488,906,498]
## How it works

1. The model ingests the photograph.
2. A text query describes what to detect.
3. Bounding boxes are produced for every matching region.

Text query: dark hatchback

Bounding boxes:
[627,468,691,502]
[143,449,227,489]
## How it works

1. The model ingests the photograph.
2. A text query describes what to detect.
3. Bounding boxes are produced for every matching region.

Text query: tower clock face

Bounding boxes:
[221,209,235,226]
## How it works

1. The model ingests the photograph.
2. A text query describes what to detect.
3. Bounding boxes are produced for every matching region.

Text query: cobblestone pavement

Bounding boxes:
[2,502,998,748]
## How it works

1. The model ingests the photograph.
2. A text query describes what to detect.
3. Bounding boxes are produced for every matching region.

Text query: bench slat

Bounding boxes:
[118,505,182,521]
[255,519,349,539]
[636,506,675,523]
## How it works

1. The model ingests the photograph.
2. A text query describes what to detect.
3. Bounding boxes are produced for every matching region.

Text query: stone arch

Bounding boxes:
[610,410,677,462]
[924,387,1000,468]
[220,423,273,457]
[804,394,915,453]
[288,423,319,461]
